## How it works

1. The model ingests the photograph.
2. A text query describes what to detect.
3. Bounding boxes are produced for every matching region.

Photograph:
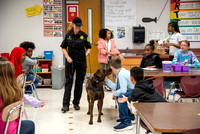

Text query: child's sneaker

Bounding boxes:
[170,89,179,95]
[113,122,133,132]
[104,85,112,91]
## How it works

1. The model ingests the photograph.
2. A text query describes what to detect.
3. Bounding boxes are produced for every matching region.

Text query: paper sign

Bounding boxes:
[67,5,78,23]
[35,4,43,16]
[25,4,43,17]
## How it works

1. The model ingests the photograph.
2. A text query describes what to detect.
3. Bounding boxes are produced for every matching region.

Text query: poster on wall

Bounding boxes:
[171,0,200,42]
[43,0,63,37]
[67,5,79,23]
[117,27,125,38]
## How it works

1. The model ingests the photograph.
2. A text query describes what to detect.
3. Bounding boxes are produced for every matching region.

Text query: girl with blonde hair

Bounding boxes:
[0,61,35,134]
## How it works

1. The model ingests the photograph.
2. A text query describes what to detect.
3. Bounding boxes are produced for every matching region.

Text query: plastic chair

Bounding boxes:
[183,128,200,134]
[16,74,28,120]
[147,77,165,97]
[139,77,165,134]
[176,76,200,102]
[25,64,39,100]
[1,101,23,134]
[17,74,26,92]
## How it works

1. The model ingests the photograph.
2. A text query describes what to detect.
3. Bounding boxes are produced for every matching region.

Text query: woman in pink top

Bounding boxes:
[98,28,124,68]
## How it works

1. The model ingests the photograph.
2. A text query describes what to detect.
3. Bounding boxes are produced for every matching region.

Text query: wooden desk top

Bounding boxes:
[144,68,200,77]
[133,103,200,133]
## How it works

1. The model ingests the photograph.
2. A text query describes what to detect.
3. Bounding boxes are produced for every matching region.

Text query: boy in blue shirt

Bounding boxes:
[105,57,135,131]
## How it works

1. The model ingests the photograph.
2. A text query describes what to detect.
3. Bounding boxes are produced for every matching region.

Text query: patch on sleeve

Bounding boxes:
[87,37,90,42]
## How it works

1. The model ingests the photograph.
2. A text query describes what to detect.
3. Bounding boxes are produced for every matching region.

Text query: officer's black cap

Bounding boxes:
[72,17,83,26]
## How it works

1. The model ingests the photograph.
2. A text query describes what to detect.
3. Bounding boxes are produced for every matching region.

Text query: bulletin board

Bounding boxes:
[170,0,200,42]
[105,0,136,26]
[104,0,136,49]
[43,0,63,37]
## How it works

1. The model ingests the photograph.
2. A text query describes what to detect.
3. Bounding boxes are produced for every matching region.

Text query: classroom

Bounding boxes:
[0,0,200,134]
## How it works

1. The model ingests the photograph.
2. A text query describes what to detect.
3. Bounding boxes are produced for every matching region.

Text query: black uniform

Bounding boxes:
[60,30,91,107]
[140,53,163,68]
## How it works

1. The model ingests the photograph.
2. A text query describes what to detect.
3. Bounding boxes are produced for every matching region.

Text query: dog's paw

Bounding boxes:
[87,112,90,115]
[89,121,93,125]
[101,112,103,115]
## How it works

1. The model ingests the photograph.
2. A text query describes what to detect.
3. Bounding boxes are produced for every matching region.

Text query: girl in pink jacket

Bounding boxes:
[98,29,124,68]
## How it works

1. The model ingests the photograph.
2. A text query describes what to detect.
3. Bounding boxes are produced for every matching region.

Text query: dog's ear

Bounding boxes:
[106,68,112,75]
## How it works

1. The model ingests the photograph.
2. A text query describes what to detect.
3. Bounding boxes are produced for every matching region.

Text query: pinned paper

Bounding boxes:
[35,4,43,16]
[25,4,43,17]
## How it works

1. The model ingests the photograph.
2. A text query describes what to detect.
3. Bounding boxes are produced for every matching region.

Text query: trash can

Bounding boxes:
[51,65,65,89]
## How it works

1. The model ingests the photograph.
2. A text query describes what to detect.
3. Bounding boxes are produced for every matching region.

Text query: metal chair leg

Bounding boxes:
[24,108,28,120]
[177,97,182,103]
[172,94,176,102]
[167,82,175,100]
[30,84,35,98]
[33,83,39,100]
[115,98,117,109]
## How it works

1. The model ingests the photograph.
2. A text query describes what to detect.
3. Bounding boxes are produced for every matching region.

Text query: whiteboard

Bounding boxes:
[105,0,136,26]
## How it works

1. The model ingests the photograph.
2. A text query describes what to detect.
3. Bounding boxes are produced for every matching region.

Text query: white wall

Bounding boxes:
[0,0,198,63]
[0,0,63,65]
[105,0,199,49]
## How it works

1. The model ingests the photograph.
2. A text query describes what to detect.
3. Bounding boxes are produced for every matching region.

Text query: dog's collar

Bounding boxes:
[92,77,99,83]
[87,85,102,91]
[92,77,104,85]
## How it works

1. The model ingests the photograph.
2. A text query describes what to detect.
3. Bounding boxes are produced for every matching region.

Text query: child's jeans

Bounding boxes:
[117,91,134,125]
[25,73,40,93]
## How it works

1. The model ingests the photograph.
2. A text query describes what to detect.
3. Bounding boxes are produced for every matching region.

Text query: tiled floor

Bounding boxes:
[24,82,196,134]
[24,84,146,134]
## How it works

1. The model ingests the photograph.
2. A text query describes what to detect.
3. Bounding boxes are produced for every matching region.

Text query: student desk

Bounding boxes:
[144,68,200,77]
[144,68,200,81]
[133,103,200,134]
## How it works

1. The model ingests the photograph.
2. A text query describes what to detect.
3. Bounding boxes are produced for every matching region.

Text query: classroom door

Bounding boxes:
[79,0,101,74]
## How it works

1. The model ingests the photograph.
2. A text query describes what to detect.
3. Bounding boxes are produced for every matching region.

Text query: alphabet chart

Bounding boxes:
[171,0,200,42]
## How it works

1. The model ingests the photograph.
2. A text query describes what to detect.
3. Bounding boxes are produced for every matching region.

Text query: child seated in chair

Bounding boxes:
[0,60,35,134]
[140,41,162,68]
[118,66,167,134]
[172,40,200,68]
[1,57,45,108]
[9,47,26,77]
[20,41,42,94]
[118,66,167,103]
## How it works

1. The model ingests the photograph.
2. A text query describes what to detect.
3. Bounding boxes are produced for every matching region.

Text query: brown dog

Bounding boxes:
[86,68,112,125]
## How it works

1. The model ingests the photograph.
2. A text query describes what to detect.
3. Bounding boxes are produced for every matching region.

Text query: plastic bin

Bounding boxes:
[173,64,181,72]
[44,51,53,59]
[41,64,49,68]
[1,53,9,59]
[51,65,65,89]
[182,65,189,72]
[162,61,172,72]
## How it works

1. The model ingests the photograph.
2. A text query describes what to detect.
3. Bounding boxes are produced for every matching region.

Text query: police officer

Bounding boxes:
[60,17,91,112]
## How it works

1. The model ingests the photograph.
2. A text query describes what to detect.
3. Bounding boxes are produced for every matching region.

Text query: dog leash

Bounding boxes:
[88,54,92,78]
